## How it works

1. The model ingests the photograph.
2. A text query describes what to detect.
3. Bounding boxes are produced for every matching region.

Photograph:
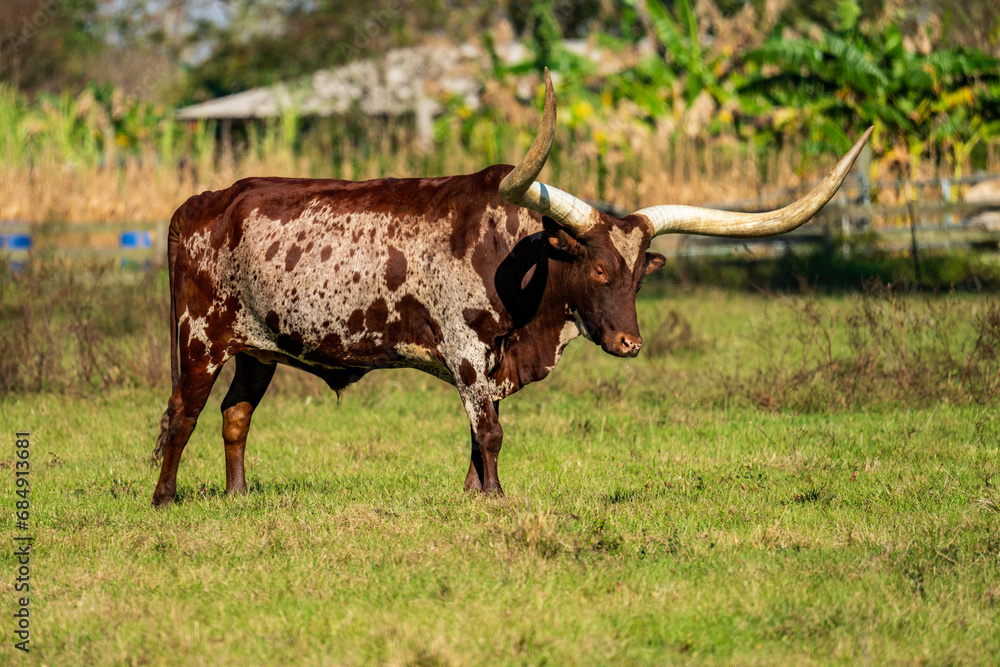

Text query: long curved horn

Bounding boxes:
[499,68,599,236]
[633,127,873,238]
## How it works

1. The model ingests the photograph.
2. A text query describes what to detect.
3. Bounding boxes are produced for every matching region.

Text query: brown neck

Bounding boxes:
[489,235,583,398]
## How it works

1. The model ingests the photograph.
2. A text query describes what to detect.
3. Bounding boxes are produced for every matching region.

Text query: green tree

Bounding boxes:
[0,0,104,94]
[183,0,495,102]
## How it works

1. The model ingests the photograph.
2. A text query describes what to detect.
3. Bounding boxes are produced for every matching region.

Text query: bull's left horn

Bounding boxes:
[499,68,600,236]
[632,127,873,238]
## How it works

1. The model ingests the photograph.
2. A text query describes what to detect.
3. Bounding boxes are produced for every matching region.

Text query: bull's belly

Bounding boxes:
[243,341,455,387]
[233,291,455,383]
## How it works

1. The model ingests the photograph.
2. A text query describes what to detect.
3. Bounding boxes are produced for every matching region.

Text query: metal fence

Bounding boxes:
[658,173,1000,258]
[2,175,999,268]
[0,221,169,268]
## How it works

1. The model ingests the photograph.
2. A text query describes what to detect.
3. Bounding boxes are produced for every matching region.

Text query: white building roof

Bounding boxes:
[176,43,484,120]
[175,38,654,121]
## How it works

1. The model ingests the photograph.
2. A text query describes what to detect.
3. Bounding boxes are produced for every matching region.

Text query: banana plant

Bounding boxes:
[740,18,999,172]
[636,0,731,108]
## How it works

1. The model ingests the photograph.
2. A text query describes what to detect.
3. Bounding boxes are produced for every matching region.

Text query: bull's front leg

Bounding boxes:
[465,400,500,493]
[457,382,503,495]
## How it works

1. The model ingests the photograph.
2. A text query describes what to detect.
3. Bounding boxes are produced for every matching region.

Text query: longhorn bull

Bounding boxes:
[152,70,871,505]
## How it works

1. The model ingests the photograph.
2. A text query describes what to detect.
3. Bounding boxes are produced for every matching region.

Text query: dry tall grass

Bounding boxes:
[4,75,998,228]
[0,117,843,226]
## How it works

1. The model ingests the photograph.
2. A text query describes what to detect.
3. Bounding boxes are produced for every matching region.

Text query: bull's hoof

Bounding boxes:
[464,471,483,492]
[151,489,175,508]
[483,483,504,497]
[463,475,503,496]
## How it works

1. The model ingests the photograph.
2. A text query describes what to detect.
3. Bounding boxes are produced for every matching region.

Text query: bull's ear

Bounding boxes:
[644,252,666,275]
[548,229,584,257]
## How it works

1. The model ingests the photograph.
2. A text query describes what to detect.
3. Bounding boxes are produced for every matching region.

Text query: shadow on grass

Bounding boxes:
[172,477,346,504]
[601,484,669,505]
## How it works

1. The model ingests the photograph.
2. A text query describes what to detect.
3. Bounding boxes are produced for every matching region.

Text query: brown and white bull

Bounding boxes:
[152,70,871,506]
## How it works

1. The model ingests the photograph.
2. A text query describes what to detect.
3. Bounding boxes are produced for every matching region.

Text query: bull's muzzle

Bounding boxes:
[606,332,642,358]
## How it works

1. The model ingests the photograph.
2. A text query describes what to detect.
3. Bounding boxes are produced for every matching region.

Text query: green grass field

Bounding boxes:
[2,286,999,665]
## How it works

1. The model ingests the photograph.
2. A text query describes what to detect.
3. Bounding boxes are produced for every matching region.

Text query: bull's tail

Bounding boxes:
[152,208,185,463]
[166,211,182,391]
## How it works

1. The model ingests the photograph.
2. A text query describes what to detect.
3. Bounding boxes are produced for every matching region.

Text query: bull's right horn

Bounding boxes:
[632,127,874,238]
[499,68,600,237]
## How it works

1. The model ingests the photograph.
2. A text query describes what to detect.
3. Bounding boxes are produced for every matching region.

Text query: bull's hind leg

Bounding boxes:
[152,357,223,507]
[220,354,276,496]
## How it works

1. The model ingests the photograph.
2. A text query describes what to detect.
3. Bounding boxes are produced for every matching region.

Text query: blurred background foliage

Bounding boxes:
[1,0,999,200]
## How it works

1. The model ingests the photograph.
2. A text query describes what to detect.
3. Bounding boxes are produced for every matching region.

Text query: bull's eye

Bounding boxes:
[593,265,608,284]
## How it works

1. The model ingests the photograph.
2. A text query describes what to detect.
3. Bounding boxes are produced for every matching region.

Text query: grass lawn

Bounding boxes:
[2,288,998,664]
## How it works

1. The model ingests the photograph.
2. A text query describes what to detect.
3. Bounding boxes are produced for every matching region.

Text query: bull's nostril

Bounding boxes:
[617,334,642,353]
